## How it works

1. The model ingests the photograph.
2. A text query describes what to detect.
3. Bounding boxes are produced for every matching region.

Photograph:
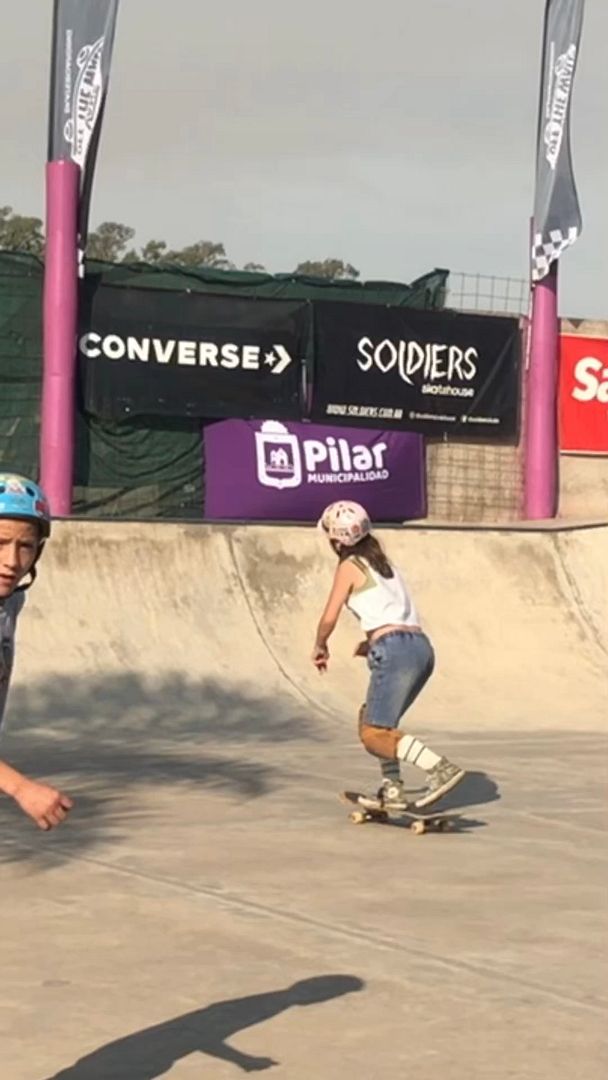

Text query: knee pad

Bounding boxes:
[359,722,401,760]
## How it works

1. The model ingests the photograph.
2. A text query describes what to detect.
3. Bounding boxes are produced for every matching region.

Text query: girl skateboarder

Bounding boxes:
[0,474,73,830]
[312,500,464,809]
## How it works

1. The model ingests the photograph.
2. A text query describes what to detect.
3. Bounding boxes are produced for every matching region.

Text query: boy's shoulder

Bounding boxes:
[2,591,26,620]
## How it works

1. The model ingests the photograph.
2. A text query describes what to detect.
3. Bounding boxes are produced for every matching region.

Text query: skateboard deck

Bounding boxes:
[340,790,460,834]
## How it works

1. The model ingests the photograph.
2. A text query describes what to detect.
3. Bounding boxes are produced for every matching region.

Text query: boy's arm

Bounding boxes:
[0,757,25,798]
[0,759,73,830]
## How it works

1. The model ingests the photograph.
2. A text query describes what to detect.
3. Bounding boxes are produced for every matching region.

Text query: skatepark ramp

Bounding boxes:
[3,518,607,1080]
[10,519,607,736]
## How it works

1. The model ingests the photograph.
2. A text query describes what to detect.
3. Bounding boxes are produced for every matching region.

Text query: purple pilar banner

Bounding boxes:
[524,271,559,519]
[204,420,426,522]
[40,160,80,516]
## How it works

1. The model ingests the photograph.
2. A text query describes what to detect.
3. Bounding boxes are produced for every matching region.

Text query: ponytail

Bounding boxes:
[338,534,394,578]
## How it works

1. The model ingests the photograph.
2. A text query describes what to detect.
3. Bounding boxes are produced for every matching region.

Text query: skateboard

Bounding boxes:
[340,790,460,835]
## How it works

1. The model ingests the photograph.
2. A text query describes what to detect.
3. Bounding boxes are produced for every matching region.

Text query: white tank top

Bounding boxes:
[345,556,420,633]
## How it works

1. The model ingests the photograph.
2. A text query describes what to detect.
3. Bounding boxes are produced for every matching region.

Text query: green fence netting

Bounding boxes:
[0,254,43,480]
[0,252,448,519]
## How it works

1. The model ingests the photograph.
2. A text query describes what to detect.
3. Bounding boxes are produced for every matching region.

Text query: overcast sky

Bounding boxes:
[1,0,607,317]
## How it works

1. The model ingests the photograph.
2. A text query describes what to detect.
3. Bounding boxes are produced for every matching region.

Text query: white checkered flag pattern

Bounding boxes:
[531,226,580,283]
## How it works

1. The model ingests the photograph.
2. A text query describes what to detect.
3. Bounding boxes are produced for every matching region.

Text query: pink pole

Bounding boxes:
[523,266,559,520]
[40,160,80,516]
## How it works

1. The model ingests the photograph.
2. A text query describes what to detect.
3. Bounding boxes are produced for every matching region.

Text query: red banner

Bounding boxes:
[559,335,608,454]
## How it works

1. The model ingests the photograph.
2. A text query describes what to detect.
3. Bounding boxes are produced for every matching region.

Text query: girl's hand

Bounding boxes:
[353,640,369,658]
[311,645,329,673]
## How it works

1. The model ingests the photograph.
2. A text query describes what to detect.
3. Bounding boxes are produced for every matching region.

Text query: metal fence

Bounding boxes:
[425,270,529,523]
[447,271,529,318]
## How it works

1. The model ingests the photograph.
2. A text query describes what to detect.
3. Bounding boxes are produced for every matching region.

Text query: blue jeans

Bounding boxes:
[365,630,435,729]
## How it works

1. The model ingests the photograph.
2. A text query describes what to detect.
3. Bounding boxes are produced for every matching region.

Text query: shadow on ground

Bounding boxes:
[436,770,500,812]
[6,672,322,744]
[0,672,324,865]
[44,974,365,1079]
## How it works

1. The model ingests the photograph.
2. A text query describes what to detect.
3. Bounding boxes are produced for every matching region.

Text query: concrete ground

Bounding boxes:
[1,521,607,1079]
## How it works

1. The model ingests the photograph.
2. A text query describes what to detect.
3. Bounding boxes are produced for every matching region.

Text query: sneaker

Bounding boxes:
[414,758,465,808]
[377,779,410,809]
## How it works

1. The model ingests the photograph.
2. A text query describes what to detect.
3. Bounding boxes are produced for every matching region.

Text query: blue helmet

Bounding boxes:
[0,474,51,538]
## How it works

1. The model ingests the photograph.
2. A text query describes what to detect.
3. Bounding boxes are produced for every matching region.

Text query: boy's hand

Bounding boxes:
[13,778,74,830]
[311,645,329,673]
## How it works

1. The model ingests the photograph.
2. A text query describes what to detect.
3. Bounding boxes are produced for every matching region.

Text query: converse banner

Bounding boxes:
[78,283,308,420]
[204,420,426,522]
[48,0,120,251]
[310,302,520,437]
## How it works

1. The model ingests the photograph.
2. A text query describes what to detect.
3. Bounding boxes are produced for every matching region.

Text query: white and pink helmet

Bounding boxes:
[318,501,371,547]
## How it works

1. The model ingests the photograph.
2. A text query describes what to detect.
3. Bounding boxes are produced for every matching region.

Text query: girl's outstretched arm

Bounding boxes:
[312,560,363,671]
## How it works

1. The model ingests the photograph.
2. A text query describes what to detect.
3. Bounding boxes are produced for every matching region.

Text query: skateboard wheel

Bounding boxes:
[437,819,451,832]
[349,811,367,825]
[411,820,426,835]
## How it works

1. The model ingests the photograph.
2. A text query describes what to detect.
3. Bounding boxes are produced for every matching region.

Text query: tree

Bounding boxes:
[1,203,366,283]
[87,221,135,262]
[294,258,359,281]
[164,240,233,270]
[139,239,168,264]
[0,206,44,256]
